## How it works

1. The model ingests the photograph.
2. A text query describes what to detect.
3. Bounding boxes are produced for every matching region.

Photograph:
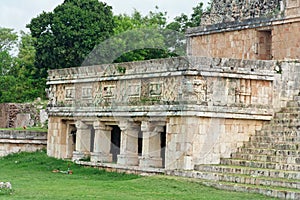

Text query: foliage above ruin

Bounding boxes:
[27,0,115,77]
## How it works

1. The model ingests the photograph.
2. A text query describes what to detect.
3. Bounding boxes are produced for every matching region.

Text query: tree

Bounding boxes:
[27,0,115,77]
[0,28,18,76]
[97,8,185,64]
[0,29,46,103]
[166,2,205,33]
[190,2,204,27]
[0,28,18,52]
[15,32,46,102]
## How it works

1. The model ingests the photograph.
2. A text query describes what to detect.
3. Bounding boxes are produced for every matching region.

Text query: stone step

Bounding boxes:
[274,113,300,121]
[237,147,300,157]
[281,107,300,113]
[245,142,300,150]
[166,170,300,199]
[231,153,300,164]
[249,135,300,143]
[255,129,300,138]
[269,118,300,124]
[275,112,300,118]
[293,95,300,102]
[203,180,300,199]
[260,124,300,132]
[220,158,300,171]
[286,101,300,108]
[194,165,300,180]
[202,172,300,190]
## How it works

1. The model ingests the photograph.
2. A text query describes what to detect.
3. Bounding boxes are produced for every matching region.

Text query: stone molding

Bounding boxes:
[75,120,89,130]
[48,104,273,120]
[0,130,47,157]
[47,57,276,85]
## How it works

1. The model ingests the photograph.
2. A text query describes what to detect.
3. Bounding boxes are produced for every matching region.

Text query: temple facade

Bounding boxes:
[47,0,300,170]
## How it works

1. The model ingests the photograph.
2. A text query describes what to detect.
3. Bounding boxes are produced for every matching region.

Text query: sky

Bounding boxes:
[0,0,209,32]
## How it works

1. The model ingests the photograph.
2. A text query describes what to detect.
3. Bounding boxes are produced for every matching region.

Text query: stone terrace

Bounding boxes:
[167,94,300,199]
[0,130,47,156]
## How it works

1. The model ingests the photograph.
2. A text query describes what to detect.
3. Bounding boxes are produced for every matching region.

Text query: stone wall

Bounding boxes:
[187,17,300,61]
[46,56,279,169]
[272,21,300,59]
[201,0,283,26]
[0,100,48,128]
[47,57,275,120]
[166,117,263,169]
[273,61,300,110]
[285,0,300,17]
[47,117,71,159]
[46,56,300,169]
[0,130,47,156]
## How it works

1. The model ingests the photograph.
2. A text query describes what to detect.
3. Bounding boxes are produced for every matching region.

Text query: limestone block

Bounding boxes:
[117,154,139,166]
[72,151,85,161]
[183,156,193,170]
[90,152,112,163]
[15,114,32,128]
[139,157,162,168]
[40,109,48,126]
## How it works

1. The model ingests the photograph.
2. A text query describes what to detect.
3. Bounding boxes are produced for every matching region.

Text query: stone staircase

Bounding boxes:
[171,95,300,199]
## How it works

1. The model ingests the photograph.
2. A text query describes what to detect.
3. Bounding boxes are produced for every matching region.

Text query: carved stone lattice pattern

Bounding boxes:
[57,85,66,103]
[161,77,179,102]
[201,0,282,25]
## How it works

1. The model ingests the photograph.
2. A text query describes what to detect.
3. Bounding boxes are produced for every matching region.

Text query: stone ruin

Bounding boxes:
[201,0,284,25]
[46,0,300,198]
[0,100,48,129]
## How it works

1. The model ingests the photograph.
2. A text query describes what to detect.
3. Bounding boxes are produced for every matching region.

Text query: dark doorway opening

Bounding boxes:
[138,129,143,156]
[257,30,272,60]
[110,125,121,162]
[69,124,77,158]
[88,125,95,152]
[161,126,167,168]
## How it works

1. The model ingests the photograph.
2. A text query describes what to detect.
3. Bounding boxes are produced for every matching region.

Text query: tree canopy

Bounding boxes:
[0,29,44,103]
[0,0,208,103]
[27,0,115,77]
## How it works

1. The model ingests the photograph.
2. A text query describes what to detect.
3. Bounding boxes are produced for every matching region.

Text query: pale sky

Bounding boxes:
[0,0,209,32]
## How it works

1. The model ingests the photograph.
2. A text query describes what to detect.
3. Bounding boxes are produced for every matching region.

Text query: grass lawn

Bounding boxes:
[0,151,278,200]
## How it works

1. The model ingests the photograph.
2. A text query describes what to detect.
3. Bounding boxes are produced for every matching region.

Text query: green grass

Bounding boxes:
[0,151,278,200]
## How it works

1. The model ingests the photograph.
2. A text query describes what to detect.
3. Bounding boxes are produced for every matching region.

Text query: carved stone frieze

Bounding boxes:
[193,78,207,104]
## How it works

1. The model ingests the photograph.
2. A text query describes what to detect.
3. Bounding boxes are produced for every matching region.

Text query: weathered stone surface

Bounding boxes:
[183,95,300,199]
[45,4,300,199]
[201,0,283,26]
[0,101,47,128]
[0,130,47,157]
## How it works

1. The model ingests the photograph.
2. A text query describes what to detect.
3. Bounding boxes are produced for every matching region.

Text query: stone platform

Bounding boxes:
[167,95,300,199]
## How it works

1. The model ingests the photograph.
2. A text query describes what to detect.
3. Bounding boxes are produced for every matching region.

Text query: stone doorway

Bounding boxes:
[257,30,272,60]
[161,126,167,168]
[138,129,143,156]
[110,125,121,163]
[68,124,77,159]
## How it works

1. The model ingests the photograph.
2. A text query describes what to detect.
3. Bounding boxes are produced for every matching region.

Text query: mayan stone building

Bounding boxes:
[47,0,300,172]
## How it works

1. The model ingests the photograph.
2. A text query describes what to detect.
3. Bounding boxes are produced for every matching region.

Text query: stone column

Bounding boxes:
[117,120,139,166]
[139,121,163,168]
[90,121,112,163]
[72,120,91,161]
